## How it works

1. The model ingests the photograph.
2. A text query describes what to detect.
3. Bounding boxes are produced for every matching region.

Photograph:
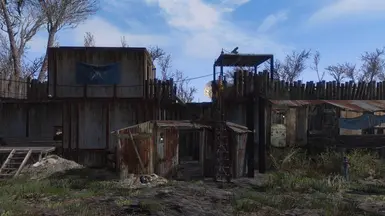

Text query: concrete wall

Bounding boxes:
[48,47,154,98]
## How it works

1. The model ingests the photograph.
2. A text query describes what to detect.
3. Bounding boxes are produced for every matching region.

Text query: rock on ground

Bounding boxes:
[21,154,83,179]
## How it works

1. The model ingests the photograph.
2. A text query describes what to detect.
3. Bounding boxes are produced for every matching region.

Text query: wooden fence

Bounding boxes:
[0,78,177,101]
[233,70,385,100]
[0,74,28,99]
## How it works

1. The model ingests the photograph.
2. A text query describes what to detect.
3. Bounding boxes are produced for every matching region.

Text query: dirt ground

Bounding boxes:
[0,154,385,216]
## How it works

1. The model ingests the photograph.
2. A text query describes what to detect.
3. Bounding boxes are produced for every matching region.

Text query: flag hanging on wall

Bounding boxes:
[75,62,121,85]
[339,113,385,130]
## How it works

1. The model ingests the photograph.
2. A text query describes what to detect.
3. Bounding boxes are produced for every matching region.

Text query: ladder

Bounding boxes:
[212,75,231,182]
[0,149,32,178]
[214,121,231,182]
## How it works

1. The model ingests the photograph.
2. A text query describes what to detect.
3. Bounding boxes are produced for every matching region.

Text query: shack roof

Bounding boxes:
[111,120,251,134]
[155,120,210,129]
[270,100,385,112]
[155,120,251,133]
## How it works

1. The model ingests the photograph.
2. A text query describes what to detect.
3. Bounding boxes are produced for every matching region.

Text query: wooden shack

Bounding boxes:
[45,47,177,167]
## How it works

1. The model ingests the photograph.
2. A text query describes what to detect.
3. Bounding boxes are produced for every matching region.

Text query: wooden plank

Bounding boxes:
[0,149,15,174]
[14,149,32,177]
[128,129,145,173]
[0,147,55,153]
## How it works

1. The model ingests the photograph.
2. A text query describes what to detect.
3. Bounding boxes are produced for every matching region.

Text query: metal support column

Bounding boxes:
[213,56,231,182]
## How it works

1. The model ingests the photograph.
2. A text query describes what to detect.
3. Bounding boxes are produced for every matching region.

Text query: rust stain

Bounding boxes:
[158,127,179,177]
[118,127,153,174]
[270,100,385,112]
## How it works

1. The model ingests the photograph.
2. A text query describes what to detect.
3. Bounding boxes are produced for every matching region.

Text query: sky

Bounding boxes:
[26,0,385,102]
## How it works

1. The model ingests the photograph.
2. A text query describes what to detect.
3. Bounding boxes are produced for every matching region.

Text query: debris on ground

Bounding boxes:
[119,173,168,189]
[21,154,83,179]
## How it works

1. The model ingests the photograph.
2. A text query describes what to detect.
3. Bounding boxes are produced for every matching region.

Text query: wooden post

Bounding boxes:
[246,92,255,177]
[128,129,145,173]
[258,96,266,173]
[266,101,272,152]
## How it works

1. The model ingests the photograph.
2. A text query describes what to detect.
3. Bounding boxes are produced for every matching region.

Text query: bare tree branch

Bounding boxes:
[149,46,196,102]
[360,48,385,82]
[36,0,99,81]
[148,45,165,62]
[281,49,311,82]
[83,31,94,47]
[340,62,358,82]
[174,69,197,103]
[0,0,44,93]
[120,35,127,47]
[310,50,324,82]
[225,66,254,83]
[158,54,172,80]
[264,49,311,82]
[325,64,348,82]
[22,55,43,78]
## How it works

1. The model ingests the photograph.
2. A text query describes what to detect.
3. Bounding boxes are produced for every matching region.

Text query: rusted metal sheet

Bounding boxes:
[155,120,209,129]
[225,121,250,133]
[117,128,154,175]
[156,127,179,177]
[270,100,311,107]
[324,100,385,112]
[270,100,385,112]
[112,120,250,135]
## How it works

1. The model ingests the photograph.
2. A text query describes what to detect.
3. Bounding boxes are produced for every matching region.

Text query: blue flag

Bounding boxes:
[339,113,385,130]
[75,62,121,85]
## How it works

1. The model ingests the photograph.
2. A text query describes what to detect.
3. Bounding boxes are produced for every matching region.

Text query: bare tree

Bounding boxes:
[120,36,127,47]
[225,66,254,83]
[148,45,197,102]
[174,70,197,103]
[158,54,172,80]
[0,0,45,92]
[83,32,94,47]
[280,50,311,82]
[148,46,165,62]
[310,51,324,82]
[340,62,358,82]
[0,33,12,78]
[36,0,99,81]
[325,64,347,82]
[264,49,311,82]
[23,56,44,78]
[360,48,385,82]
[266,60,283,80]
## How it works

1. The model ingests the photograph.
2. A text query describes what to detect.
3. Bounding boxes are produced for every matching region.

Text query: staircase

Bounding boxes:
[0,149,32,178]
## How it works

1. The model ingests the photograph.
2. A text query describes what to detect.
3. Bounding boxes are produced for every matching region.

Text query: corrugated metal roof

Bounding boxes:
[155,120,210,129]
[112,120,251,134]
[269,100,385,112]
[323,100,385,112]
[225,122,251,133]
[270,100,311,107]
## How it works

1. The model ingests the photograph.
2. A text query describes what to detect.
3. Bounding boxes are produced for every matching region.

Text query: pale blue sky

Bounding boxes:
[27,0,385,102]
